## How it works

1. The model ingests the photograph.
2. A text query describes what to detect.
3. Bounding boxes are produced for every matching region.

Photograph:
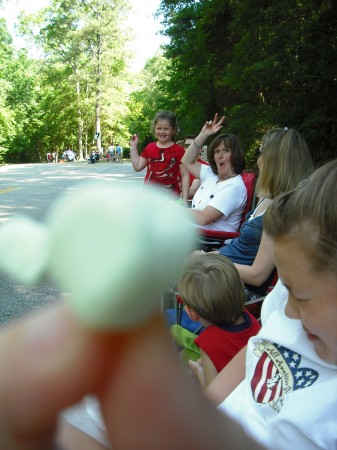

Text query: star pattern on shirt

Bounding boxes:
[274,344,319,390]
[251,341,320,408]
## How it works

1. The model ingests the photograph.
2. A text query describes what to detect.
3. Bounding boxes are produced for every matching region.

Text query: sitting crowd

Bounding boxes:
[166,115,314,337]
[214,125,313,300]
[169,117,337,450]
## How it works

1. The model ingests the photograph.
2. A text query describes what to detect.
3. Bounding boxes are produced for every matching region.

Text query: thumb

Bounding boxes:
[98,318,262,450]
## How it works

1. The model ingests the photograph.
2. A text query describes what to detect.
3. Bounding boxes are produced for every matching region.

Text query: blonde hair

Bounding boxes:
[256,128,314,198]
[264,159,337,274]
[177,253,246,324]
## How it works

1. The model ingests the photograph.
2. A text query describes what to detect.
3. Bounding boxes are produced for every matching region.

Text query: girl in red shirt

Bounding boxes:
[130,111,190,202]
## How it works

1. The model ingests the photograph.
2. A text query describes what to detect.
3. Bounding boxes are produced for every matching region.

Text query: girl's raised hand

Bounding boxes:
[130,134,139,147]
[201,113,225,136]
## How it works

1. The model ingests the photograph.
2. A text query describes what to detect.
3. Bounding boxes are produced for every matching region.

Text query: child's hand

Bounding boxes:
[188,358,206,387]
[130,133,139,147]
[201,113,225,136]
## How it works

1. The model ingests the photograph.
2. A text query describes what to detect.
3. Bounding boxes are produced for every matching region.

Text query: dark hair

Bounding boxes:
[207,134,245,175]
[151,111,179,141]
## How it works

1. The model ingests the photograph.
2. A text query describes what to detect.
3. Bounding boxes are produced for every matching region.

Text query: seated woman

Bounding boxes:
[182,116,247,232]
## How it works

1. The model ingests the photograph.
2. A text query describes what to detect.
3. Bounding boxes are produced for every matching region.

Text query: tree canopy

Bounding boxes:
[0,0,336,165]
[156,0,337,165]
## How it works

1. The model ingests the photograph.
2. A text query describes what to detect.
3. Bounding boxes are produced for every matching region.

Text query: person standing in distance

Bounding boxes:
[130,111,190,202]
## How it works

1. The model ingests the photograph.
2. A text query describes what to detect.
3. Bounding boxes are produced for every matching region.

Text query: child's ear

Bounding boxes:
[184,305,200,322]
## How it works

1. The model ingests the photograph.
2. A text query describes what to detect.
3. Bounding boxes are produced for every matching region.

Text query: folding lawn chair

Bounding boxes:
[244,271,279,321]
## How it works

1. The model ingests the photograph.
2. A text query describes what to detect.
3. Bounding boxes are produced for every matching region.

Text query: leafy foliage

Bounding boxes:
[154,0,337,166]
[0,0,336,164]
[2,0,131,162]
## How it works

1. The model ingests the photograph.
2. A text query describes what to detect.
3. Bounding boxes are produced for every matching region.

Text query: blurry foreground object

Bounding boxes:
[0,182,197,330]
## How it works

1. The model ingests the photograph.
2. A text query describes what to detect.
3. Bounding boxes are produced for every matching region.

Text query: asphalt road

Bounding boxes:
[0,160,146,326]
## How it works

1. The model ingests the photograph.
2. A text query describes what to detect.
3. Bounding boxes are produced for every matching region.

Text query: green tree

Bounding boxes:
[157,1,236,137]
[126,54,174,151]
[0,20,45,163]
[18,0,131,159]
[0,19,16,161]
[223,0,337,163]
[157,0,337,165]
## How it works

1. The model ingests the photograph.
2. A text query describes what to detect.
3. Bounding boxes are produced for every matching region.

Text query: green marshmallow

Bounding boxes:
[47,182,197,330]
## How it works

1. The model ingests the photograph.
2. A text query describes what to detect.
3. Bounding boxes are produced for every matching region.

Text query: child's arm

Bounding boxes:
[189,350,219,387]
[179,163,190,203]
[129,134,148,172]
[200,349,220,386]
[205,345,247,405]
[234,231,275,287]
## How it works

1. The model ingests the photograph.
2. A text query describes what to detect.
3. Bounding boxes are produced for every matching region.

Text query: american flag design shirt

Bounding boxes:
[251,340,319,412]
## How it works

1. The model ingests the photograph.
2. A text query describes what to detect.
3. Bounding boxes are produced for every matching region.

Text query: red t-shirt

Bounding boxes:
[195,309,261,372]
[141,142,184,195]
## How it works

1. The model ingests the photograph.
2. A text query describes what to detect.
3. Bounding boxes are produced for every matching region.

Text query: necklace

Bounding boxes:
[217,173,236,182]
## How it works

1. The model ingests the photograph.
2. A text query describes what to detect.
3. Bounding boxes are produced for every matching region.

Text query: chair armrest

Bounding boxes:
[199,229,240,240]
[197,229,239,252]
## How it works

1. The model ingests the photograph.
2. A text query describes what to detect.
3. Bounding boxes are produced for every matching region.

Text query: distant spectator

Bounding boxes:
[116,144,123,162]
[107,142,115,162]
[183,135,208,198]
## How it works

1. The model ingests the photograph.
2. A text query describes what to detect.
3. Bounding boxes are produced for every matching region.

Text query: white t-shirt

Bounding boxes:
[191,165,247,232]
[219,280,337,449]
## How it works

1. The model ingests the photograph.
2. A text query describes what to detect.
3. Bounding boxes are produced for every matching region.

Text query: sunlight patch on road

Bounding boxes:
[0,187,22,195]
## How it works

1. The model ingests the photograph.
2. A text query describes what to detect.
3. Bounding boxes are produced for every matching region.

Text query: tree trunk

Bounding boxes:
[95,32,102,153]
[76,79,84,160]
